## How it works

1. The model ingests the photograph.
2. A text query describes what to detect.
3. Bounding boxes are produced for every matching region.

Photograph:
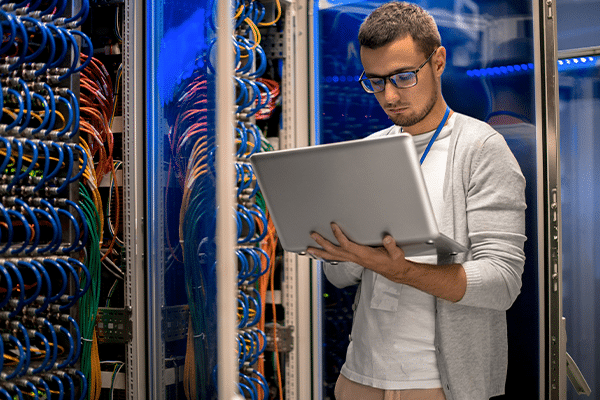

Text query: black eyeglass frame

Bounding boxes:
[359,47,439,93]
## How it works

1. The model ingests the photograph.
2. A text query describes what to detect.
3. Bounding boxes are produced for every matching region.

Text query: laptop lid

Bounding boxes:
[250,134,467,257]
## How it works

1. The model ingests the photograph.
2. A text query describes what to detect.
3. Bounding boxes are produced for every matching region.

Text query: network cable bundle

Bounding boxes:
[0,1,93,399]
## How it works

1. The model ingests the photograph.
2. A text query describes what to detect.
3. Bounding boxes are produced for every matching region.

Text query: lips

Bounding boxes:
[387,106,409,114]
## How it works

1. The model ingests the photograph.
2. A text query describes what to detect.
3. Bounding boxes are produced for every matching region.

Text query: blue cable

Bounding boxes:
[237,204,255,244]
[63,200,89,251]
[32,24,55,76]
[14,198,40,254]
[29,259,51,313]
[0,136,12,173]
[32,0,57,17]
[60,90,80,139]
[56,326,74,368]
[251,369,269,400]
[51,0,68,21]
[237,335,246,369]
[2,333,25,379]
[16,78,33,132]
[5,142,22,185]
[0,262,13,308]
[236,249,250,281]
[59,371,75,400]
[235,76,249,111]
[0,388,10,400]
[246,290,261,327]
[67,257,92,298]
[249,0,263,24]
[20,381,38,400]
[30,94,51,135]
[54,144,74,193]
[45,24,67,69]
[66,144,87,183]
[46,374,65,400]
[252,247,270,279]
[238,381,256,400]
[3,260,25,316]
[249,43,267,78]
[41,258,67,302]
[254,328,267,355]
[239,374,258,400]
[31,141,50,193]
[237,296,248,329]
[254,78,271,107]
[235,163,246,197]
[69,30,92,74]
[72,370,87,400]
[0,10,16,54]
[4,88,25,131]
[33,377,51,400]
[57,208,80,253]
[7,209,32,255]
[13,139,39,187]
[235,36,254,75]
[56,27,80,80]
[61,0,89,27]
[8,18,28,71]
[20,16,48,63]
[16,259,42,306]
[4,384,23,400]
[52,95,73,138]
[244,124,261,159]
[33,207,60,253]
[31,331,51,374]
[241,249,261,285]
[0,203,13,253]
[64,315,81,365]
[14,322,32,376]
[45,142,65,183]
[248,205,267,243]
[40,84,57,137]
[55,258,80,309]
[39,319,58,371]
[39,199,63,253]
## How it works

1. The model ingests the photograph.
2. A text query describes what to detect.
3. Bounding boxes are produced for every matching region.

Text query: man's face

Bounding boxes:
[360,36,444,133]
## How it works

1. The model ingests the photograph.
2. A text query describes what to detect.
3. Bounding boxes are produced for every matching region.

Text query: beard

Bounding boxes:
[387,85,438,128]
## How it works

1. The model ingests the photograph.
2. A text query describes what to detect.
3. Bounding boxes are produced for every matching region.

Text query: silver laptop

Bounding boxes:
[249,134,467,257]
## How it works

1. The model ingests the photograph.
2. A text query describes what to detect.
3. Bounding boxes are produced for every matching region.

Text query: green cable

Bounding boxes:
[78,183,102,400]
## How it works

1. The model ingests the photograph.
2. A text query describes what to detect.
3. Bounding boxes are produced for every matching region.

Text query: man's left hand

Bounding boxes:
[307,222,410,283]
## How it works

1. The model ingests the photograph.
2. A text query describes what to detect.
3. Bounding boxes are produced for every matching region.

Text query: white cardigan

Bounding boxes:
[323,112,527,400]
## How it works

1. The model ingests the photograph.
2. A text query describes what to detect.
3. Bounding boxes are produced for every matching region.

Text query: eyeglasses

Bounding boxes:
[359,47,439,93]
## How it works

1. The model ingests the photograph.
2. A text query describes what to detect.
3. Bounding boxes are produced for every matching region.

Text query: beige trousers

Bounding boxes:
[335,374,447,400]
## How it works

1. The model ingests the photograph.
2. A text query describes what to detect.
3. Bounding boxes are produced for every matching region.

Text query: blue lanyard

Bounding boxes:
[419,106,450,165]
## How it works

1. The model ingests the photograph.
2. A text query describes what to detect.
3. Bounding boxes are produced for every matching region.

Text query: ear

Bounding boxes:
[432,46,446,77]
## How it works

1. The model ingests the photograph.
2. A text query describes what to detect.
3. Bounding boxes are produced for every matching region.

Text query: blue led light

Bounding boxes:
[467,57,596,77]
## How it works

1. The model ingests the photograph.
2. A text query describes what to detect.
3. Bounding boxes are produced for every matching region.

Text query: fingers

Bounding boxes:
[383,234,404,260]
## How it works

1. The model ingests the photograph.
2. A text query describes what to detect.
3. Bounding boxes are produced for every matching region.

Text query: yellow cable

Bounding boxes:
[90,329,102,400]
[259,0,282,26]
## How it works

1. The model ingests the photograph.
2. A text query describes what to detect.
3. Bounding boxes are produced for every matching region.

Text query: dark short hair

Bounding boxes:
[358,1,441,57]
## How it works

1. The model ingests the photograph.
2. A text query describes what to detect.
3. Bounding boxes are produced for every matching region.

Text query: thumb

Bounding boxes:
[383,235,404,259]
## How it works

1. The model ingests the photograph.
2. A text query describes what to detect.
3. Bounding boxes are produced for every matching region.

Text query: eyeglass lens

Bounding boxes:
[363,72,417,92]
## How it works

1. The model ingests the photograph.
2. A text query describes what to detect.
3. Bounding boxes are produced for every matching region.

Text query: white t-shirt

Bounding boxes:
[340,114,455,390]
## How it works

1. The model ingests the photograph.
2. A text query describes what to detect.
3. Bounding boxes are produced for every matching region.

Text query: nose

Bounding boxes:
[381,79,402,104]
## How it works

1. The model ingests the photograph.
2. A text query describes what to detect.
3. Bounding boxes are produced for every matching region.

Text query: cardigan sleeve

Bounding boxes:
[322,261,364,289]
[456,132,527,311]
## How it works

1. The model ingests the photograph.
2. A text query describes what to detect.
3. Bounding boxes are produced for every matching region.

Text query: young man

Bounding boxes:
[307,2,527,400]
